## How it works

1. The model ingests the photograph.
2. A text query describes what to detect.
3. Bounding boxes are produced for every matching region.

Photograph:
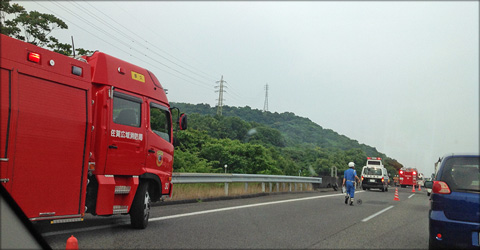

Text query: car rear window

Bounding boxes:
[364,168,382,175]
[440,156,480,192]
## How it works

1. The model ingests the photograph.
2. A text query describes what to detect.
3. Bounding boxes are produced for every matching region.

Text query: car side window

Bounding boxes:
[113,93,141,127]
[150,103,171,142]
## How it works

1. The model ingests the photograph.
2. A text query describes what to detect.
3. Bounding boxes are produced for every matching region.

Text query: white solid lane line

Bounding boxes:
[361,205,394,222]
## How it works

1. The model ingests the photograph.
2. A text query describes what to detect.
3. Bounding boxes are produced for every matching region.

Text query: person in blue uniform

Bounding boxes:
[343,161,360,206]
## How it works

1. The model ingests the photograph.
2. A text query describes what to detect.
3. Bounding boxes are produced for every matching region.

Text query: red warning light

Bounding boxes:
[28,52,41,63]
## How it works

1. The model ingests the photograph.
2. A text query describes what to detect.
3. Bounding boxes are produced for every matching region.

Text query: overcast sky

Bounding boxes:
[17,1,479,176]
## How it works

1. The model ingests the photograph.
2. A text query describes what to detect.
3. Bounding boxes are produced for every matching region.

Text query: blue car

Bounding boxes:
[426,154,480,249]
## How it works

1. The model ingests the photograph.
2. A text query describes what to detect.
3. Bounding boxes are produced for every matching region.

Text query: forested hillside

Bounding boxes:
[171,102,403,177]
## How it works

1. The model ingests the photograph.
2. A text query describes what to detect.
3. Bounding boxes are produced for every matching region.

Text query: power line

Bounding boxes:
[29,1,261,109]
[110,3,219,82]
[60,1,214,89]
[35,1,216,90]
[79,1,216,84]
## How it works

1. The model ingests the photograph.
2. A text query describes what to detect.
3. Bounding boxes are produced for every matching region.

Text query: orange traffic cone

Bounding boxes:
[412,184,416,193]
[418,184,422,191]
[66,235,78,250]
[394,187,400,201]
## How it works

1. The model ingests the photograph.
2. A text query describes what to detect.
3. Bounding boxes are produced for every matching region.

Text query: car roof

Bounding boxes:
[441,153,479,158]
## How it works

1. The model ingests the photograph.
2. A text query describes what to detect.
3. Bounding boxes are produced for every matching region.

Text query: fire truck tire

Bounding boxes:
[130,182,151,229]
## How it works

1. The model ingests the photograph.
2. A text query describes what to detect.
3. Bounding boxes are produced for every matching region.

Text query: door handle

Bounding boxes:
[109,145,118,149]
[148,149,155,153]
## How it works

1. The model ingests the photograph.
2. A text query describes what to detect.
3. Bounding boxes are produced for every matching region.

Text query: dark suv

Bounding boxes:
[426,154,480,249]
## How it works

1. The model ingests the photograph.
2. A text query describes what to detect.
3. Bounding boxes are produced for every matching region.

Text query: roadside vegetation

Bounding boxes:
[172,103,404,178]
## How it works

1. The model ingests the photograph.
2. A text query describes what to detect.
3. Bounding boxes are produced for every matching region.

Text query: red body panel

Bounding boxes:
[0,34,91,220]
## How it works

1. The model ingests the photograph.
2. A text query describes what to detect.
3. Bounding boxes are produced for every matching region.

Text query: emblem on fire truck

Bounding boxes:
[156,151,164,167]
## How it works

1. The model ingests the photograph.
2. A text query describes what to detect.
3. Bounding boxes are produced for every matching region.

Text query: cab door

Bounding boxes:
[105,91,146,175]
[144,101,173,195]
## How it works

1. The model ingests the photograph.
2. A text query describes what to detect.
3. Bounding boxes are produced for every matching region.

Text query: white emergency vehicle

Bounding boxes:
[361,157,389,192]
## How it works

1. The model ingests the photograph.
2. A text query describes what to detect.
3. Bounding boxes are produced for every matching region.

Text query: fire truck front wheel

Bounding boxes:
[130,182,151,229]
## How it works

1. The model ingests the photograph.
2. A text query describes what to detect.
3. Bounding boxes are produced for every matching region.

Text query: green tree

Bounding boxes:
[0,0,92,55]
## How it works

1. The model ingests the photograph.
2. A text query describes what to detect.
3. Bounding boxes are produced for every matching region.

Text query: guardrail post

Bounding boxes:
[309,183,312,191]
[295,183,297,191]
[245,183,248,193]
[289,183,292,192]
[300,183,303,191]
[269,182,272,192]
[276,183,279,192]
[225,182,229,196]
[262,182,265,192]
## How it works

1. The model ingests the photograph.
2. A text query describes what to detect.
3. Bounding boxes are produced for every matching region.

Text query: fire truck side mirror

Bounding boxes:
[179,113,187,130]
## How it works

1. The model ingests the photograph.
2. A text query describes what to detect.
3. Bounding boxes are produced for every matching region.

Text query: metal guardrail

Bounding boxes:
[172,173,322,184]
[171,173,322,195]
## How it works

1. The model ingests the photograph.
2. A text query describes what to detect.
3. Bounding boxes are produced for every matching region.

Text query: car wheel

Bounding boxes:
[130,182,151,229]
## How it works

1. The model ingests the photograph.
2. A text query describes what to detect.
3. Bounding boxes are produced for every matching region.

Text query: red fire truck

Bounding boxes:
[398,167,418,188]
[0,34,187,229]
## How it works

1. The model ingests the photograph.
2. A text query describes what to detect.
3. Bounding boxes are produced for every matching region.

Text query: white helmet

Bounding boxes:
[348,162,355,168]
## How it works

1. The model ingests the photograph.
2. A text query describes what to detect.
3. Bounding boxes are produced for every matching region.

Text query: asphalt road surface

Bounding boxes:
[35,186,430,249]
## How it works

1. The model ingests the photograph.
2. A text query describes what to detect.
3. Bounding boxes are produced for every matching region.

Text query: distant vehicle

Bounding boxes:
[424,177,432,196]
[425,154,480,249]
[398,167,418,188]
[361,157,389,192]
[417,173,424,187]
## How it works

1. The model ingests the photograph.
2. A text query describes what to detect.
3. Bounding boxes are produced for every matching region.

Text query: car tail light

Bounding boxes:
[432,181,451,194]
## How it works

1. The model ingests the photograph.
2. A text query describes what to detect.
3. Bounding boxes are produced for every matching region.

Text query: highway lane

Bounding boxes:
[35,187,430,249]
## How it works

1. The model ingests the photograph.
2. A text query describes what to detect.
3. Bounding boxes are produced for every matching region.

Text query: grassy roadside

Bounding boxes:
[167,183,315,201]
